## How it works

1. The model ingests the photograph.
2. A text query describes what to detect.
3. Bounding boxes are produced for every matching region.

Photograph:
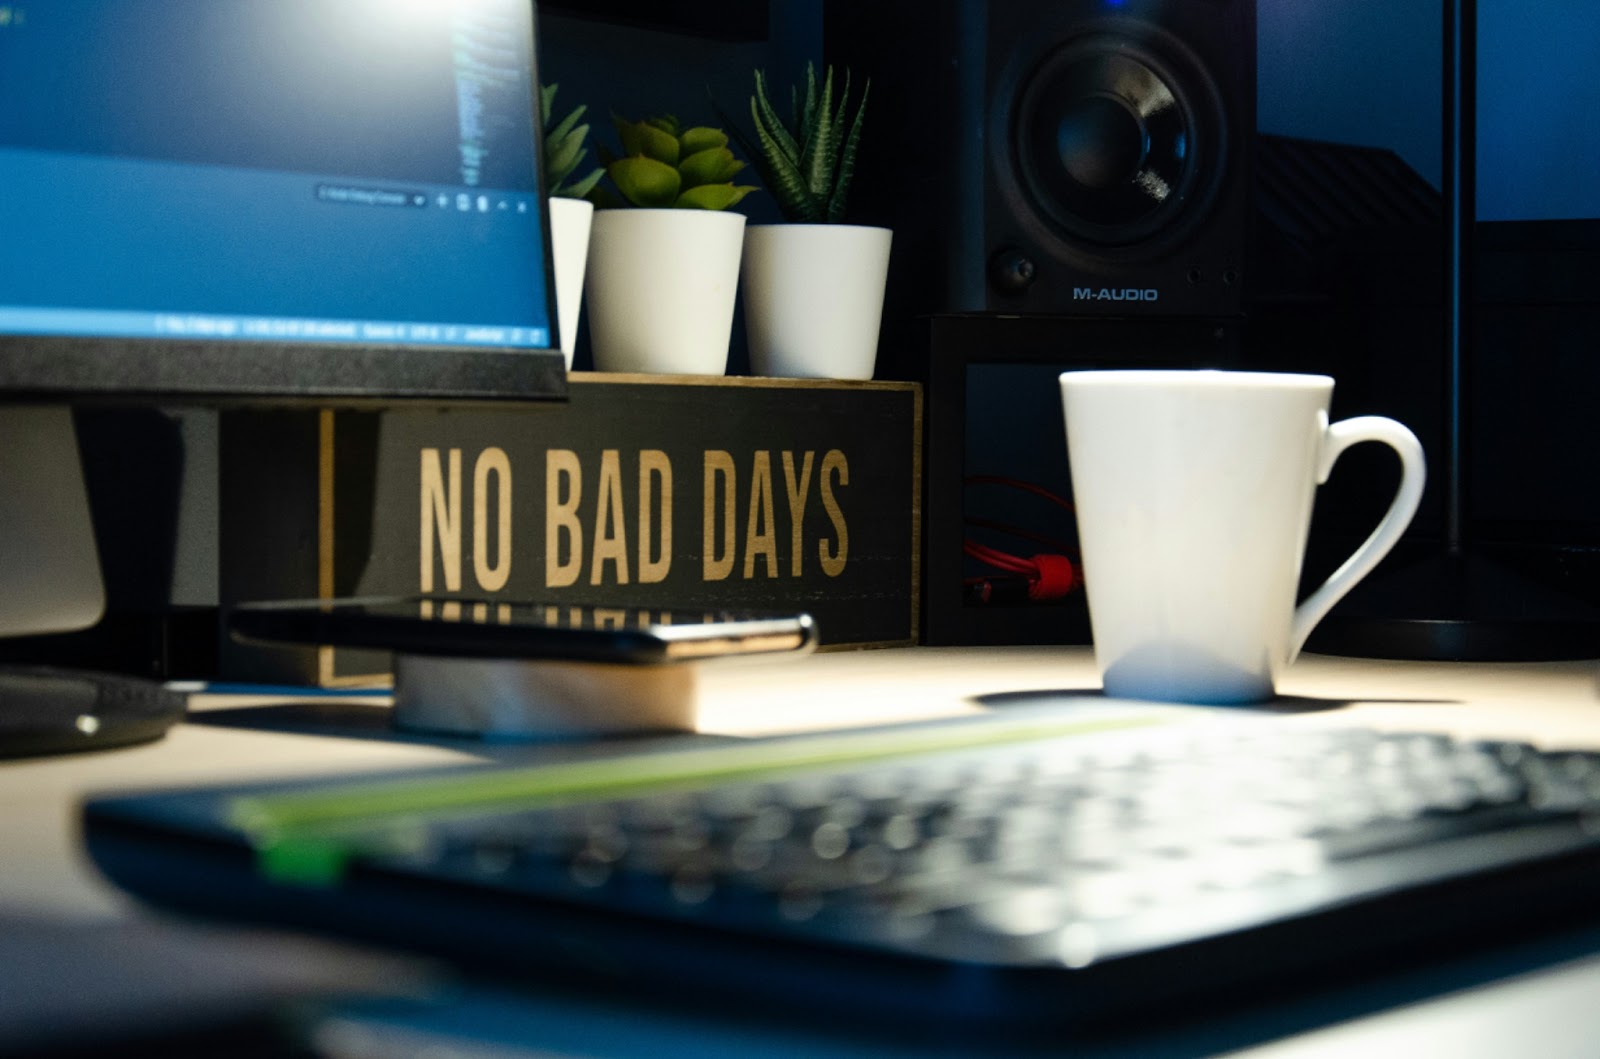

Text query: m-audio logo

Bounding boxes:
[1073,288,1160,303]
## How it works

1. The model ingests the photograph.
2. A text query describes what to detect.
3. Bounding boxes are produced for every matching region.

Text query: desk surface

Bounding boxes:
[6,646,1600,1055]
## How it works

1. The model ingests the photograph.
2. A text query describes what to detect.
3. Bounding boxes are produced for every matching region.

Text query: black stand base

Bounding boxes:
[1305,548,1600,662]
[0,666,187,758]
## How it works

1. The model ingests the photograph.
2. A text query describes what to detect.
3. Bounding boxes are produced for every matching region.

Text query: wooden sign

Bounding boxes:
[219,373,922,685]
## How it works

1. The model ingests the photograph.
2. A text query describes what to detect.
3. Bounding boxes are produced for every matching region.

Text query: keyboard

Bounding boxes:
[83,706,1600,1028]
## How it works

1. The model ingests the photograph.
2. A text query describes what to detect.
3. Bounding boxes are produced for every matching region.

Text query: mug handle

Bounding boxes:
[1289,415,1426,660]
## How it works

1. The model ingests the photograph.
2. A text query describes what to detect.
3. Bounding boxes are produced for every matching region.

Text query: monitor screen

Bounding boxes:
[0,0,564,402]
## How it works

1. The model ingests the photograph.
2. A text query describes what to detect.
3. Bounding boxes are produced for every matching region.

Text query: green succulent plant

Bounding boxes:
[541,84,605,200]
[591,114,757,211]
[736,63,868,224]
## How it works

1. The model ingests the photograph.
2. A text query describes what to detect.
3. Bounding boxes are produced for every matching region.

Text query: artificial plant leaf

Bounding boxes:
[799,65,839,200]
[751,111,820,221]
[540,83,558,125]
[679,147,744,188]
[830,68,853,147]
[565,166,606,200]
[645,115,681,136]
[675,183,757,210]
[751,71,800,167]
[548,103,586,148]
[607,155,681,207]
[799,63,821,154]
[633,119,681,165]
[826,76,868,221]
[548,127,587,183]
[679,126,729,155]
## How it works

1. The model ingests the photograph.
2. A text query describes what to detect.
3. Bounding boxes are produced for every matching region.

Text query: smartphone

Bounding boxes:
[228,596,818,665]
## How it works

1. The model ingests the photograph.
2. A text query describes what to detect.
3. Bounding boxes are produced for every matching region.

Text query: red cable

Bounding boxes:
[1028,553,1077,600]
[963,541,1078,600]
[962,476,1081,601]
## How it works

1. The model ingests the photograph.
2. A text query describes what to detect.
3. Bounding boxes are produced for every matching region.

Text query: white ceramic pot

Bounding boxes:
[740,223,893,380]
[584,209,747,375]
[546,196,594,369]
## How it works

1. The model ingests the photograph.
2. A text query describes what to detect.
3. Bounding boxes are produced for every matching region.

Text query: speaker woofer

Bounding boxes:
[1014,32,1225,251]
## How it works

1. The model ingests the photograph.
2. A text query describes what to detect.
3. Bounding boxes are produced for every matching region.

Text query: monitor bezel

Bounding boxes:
[0,335,567,406]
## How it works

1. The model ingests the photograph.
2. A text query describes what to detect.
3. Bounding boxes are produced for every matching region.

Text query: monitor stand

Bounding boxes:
[1309,0,1600,663]
[1306,548,1600,661]
[0,407,186,757]
[0,665,187,758]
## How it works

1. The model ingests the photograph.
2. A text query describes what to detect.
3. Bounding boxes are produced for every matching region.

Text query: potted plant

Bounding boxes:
[542,85,605,368]
[732,64,889,380]
[583,114,756,375]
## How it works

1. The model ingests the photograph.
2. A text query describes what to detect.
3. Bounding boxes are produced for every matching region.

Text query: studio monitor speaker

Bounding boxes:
[825,0,1255,368]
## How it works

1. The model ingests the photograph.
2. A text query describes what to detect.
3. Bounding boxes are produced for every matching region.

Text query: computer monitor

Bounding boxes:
[1471,0,1600,552]
[0,0,564,753]
[0,0,565,402]
[1306,0,1600,661]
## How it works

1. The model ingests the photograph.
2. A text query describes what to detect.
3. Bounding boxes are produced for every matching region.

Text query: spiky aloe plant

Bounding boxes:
[541,84,604,200]
[592,114,756,210]
[740,63,868,223]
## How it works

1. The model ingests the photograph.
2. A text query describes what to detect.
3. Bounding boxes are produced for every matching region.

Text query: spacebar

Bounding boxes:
[1316,804,1578,862]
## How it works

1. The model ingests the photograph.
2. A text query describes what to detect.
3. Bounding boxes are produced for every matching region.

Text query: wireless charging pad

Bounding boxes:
[392,654,699,740]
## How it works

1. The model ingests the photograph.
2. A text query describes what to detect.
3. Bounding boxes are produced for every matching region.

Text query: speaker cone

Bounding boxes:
[1014,32,1225,251]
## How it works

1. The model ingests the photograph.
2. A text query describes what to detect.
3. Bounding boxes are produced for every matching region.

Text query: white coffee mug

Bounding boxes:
[1059,370,1425,704]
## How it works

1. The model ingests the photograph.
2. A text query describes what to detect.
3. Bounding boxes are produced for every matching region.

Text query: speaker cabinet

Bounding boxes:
[826,0,1255,373]
[923,313,1239,645]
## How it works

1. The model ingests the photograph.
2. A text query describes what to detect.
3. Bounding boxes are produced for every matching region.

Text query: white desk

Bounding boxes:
[5,646,1600,1055]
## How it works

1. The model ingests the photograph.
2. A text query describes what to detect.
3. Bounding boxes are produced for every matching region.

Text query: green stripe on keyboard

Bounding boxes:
[231,709,1180,887]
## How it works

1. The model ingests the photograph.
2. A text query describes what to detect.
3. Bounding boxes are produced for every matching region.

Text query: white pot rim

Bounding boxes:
[746,222,892,234]
[592,207,747,220]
